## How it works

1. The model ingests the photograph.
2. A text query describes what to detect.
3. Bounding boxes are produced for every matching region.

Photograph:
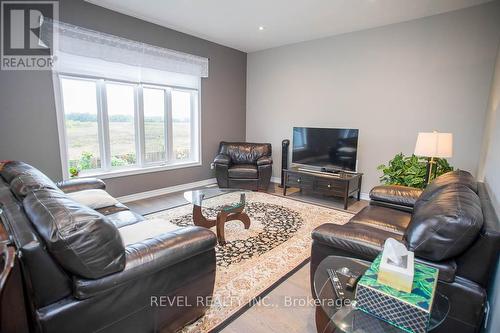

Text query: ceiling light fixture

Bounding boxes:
[258,26,265,31]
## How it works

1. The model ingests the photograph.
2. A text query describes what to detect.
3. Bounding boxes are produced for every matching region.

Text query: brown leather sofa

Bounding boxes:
[213,141,273,191]
[0,161,217,333]
[311,170,499,333]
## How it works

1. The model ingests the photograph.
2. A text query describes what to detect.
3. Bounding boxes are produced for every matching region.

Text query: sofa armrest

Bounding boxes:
[73,226,217,299]
[56,178,106,193]
[214,154,231,165]
[256,156,273,166]
[369,185,422,207]
[415,257,456,283]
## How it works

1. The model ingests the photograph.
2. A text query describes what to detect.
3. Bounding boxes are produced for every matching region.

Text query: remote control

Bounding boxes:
[327,268,345,299]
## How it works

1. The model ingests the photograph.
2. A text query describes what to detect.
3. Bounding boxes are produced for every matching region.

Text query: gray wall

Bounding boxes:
[246,2,500,194]
[481,43,500,333]
[0,0,246,197]
[483,46,500,217]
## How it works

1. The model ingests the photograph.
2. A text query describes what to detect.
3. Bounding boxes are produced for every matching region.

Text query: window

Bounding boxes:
[58,75,200,177]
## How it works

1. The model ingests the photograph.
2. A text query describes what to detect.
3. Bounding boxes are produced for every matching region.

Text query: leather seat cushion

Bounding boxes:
[23,189,126,279]
[406,184,483,261]
[312,223,403,260]
[107,210,145,229]
[73,227,217,299]
[350,205,411,235]
[118,219,181,246]
[228,164,258,179]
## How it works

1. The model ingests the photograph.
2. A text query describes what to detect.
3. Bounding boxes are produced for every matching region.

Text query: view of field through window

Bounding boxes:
[61,77,193,174]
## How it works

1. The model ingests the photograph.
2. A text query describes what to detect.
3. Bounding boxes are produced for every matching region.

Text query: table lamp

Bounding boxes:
[414,131,453,184]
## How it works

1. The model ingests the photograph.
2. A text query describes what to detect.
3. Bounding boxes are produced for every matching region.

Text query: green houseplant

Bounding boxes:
[377,153,453,189]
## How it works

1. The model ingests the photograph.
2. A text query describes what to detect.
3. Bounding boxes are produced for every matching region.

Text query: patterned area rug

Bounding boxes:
[146,192,353,332]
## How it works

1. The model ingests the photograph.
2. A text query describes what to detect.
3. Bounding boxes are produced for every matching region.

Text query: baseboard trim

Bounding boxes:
[270,176,370,201]
[117,178,217,203]
[271,176,281,184]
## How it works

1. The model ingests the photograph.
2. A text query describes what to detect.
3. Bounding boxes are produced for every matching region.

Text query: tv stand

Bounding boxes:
[283,167,363,210]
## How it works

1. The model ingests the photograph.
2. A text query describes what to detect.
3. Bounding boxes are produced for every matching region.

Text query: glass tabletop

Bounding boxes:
[314,256,450,333]
[183,188,250,209]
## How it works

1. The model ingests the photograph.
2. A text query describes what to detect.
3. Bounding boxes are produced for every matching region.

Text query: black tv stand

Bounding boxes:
[283,167,363,210]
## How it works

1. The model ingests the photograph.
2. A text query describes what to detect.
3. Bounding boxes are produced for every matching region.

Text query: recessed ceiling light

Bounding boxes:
[258,26,265,31]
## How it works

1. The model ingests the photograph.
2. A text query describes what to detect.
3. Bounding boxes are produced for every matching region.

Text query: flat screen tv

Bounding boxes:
[292,127,359,172]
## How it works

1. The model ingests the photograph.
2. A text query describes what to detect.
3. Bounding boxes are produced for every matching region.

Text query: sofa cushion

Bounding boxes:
[107,210,144,229]
[118,219,181,246]
[10,171,61,199]
[228,164,258,179]
[350,205,411,236]
[23,189,126,279]
[419,170,477,202]
[67,189,119,210]
[406,184,483,261]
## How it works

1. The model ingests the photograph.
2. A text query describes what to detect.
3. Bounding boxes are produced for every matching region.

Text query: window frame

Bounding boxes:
[53,73,202,180]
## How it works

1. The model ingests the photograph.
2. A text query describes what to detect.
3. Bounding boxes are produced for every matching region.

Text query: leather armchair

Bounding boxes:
[311,170,500,333]
[214,141,273,191]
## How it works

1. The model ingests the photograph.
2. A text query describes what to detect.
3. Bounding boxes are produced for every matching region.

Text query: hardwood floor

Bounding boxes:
[126,182,367,333]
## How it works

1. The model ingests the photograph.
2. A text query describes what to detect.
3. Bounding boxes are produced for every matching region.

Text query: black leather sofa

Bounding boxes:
[311,170,499,333]
[213,141,272,191]
[0,161,217,333]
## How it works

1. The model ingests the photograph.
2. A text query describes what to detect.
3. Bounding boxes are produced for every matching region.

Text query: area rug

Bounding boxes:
[146,192,354,332]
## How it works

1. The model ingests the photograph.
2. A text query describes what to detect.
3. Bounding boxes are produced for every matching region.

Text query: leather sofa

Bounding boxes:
[311,170,499,333]
[0,161,217,333]
[213,141,273,191]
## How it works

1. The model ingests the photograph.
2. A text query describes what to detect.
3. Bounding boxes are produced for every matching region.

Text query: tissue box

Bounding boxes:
[355,255,439,333]
[378,248,414,292]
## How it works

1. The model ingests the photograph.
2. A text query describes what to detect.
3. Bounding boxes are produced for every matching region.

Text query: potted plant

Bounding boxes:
[69,166,80,178]
[377,153,453,189]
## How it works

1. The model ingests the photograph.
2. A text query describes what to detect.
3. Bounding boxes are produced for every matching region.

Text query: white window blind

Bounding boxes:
[41,19,208,88]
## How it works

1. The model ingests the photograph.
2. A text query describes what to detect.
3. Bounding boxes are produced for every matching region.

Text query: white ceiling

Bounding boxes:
[86,0,492,52]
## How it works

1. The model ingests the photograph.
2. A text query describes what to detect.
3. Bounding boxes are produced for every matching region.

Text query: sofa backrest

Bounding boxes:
[23,189,126,279]
[218,142,272,164]
[406,183,483,262]
[419,170,478,201]
[0,161,126,306]
[404,169,500,287]
[455,183,500,287]
[0,179,72,308]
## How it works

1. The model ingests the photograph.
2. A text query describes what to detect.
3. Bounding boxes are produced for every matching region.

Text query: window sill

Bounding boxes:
[73,161,202,180]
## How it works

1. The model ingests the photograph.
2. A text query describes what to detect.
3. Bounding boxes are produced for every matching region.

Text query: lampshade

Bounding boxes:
[414,132,453,158]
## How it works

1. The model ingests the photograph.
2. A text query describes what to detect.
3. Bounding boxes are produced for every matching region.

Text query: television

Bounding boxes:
[292,127,359,172]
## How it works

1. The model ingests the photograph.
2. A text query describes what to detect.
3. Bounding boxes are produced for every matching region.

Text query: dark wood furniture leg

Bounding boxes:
[357,176,362,201]
[216,210,250,245]
[343,184,349,210]
[191,195,251,245]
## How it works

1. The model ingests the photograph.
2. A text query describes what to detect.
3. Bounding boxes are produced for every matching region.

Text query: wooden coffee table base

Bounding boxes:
[192,204,251,245]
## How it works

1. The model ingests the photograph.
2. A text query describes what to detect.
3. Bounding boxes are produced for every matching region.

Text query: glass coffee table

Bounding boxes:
[183,188,251,245]
[314,256,450,333]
